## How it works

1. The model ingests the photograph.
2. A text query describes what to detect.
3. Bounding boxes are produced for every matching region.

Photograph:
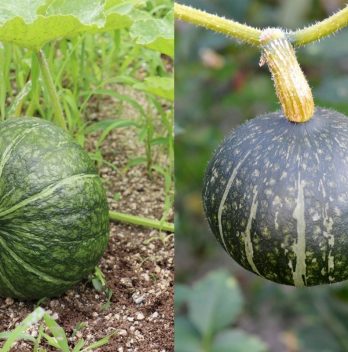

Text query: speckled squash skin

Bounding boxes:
[0,118,109,299]
[203,108,348,286]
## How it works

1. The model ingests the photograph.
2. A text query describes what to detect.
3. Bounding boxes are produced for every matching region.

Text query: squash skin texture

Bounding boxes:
[0,118,109,299]
[203,108,348,286]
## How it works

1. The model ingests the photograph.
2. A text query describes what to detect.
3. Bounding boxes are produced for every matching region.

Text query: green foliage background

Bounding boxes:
[175,0,348,351]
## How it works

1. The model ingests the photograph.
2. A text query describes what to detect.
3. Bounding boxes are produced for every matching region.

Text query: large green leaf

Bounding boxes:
[175,284,191,311]
[212,330,268,352]
[0,0,133,50]
[134,77,174,101]
[175,317,202,352]
[103,0,134,32]
[188,270,243,338]
[39,0,104,23]
[130,11,174,57]
[297,323,343,352]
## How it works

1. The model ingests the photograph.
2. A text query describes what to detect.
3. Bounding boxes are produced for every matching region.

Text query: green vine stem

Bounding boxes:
[293,5,348,46]
[174,3,261,46]
[36,50,67,130]
[109,210,174,232]
[175,3,348,47]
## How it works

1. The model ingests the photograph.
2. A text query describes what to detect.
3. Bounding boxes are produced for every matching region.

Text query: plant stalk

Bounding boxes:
[260,28,314,123]
[36,50,67,130]
[292,5,348,46]
[109,211,174,232]
[174,3,261,46]
[175,3,348,48]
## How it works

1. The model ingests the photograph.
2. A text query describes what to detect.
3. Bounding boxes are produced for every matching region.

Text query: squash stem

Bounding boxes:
[175,3,348,47]
[36,50,67,130]
[260,28,314,123]
[174,3,261,46]
[109,211,174,232]
[292,5,348,46]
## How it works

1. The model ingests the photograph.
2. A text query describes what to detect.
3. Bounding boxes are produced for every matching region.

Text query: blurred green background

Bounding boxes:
[175,0,348,351]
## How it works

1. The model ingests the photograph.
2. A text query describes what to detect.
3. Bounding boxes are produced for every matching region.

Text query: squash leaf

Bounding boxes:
[134,77,174,101]
[175,284,191,311]
[212,330,268,352]
[130,11,174,57]
[188,270,243,337]
[175,317,202,352]
[0,0,133,50]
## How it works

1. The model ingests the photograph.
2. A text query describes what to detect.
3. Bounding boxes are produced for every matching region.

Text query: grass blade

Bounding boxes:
[1,307,45,352]
[43,314,70,352]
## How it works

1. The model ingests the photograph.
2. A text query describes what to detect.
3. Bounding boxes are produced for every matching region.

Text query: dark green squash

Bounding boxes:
[203,108,348,286]
[0,118,109,299]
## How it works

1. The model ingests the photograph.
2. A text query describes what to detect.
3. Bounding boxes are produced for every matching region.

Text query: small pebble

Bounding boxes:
[132,293,145,304]
[5,298,14,306]
[118,329,128,336]
[136,312,145,320]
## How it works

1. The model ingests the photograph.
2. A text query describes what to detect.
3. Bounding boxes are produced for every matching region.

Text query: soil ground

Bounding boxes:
[0,90,174,351]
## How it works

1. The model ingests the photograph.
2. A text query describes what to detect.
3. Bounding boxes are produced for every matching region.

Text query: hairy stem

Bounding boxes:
[292,5,348,46]
[175,3,348,47]
[260,29,314,123]
[36,50,67,130]
[174,3,261,46]
[109,211,174,232]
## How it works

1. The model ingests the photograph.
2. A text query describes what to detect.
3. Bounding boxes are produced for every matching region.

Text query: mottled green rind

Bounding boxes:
[203,108,348,287]
[0,118,109,299]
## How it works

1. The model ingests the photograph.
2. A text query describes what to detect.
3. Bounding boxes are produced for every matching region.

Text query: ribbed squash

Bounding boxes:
[203,108,348,286]
[0,118,109,299]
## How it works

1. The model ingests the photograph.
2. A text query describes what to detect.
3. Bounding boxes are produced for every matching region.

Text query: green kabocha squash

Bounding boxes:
[203,108,348,287]
[0,118,109,299]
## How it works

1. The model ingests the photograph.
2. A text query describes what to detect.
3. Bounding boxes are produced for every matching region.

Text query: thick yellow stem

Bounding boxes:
[260,29,314,123]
